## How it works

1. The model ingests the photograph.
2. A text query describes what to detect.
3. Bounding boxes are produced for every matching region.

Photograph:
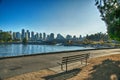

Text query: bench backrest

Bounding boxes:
[62,53,90,64]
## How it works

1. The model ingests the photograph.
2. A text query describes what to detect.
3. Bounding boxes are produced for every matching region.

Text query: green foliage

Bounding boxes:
[85,32,109,41]
[0,32,12,42]
[22,38,28,44]
[95,0,120,41]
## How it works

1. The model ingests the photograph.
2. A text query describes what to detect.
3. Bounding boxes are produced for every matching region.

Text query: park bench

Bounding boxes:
[58,53,90,72]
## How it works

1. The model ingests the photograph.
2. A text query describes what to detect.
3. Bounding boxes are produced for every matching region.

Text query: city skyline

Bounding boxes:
[0,28,109,45]
[0,0,107,36]
[1,28,81,38]
[0,28,106,38]
[0,28,84,42]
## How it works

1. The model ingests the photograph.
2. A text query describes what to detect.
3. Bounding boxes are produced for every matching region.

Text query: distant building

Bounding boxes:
[27,30,30,40]
[49,33,54,40]
[56,34,64,40]
[46,35,50,41]
[7,31,12,39]
[25,32,28,40]
[35,32,39,41]
[79,35,83,41]
[72,35,78,41]
[66,35,72,40]
[7,31,12,35]
[40,33,42,40]
[21,29,25,40]
[43,32,46,40]
[0,30,2,33]
[16,32,21,40]
[13,32,16,40]
[31,31,34,41]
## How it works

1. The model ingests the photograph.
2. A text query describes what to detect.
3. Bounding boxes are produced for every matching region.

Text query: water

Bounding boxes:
[0,44,93,57]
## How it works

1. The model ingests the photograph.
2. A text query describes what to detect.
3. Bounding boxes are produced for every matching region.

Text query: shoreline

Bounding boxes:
[0,47,118,60]
[0,41,116,48]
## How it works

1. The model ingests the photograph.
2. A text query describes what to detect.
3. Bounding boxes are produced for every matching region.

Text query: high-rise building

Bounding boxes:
[31,31,34,41]
[43,32,46,40]
[13,32,16,40]
[27,30,30,40]
[46,35,50,41]
[21,29,25,39]
[16,32,21,40]
[49,33,54,40]
[35,32,39,40]
[25,32,28,40]
[40,33,42,40]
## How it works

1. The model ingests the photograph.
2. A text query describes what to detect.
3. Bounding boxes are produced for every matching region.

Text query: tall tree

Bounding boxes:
[0,32,12,42]
[95,0,120,41]
[22,38,28,44]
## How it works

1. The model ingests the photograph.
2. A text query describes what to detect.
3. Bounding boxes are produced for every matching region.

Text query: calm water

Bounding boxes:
[0,44,93,57]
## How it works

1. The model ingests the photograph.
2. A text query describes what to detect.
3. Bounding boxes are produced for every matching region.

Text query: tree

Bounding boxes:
[0,32,12,42]
[95,0,120,41]
[85,32,108,41]
[22,38,28,44]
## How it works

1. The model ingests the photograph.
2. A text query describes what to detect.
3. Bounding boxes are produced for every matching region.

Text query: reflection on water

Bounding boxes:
[0,44,93,57]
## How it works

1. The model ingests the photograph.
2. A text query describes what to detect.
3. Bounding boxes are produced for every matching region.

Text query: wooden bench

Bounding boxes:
[58,53,90,72]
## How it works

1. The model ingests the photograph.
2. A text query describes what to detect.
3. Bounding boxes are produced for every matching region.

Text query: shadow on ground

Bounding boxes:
[43,68,81,80]
[0,77,2,80]
[88,59,120,80]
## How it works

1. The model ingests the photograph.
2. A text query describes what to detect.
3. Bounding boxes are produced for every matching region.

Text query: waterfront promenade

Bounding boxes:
[0,48,120,79]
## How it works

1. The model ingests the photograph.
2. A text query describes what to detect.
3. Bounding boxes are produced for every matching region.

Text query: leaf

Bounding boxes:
[95,0,99,5]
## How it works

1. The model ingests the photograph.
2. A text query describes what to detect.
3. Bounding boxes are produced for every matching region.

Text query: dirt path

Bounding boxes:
[0,48,120,79]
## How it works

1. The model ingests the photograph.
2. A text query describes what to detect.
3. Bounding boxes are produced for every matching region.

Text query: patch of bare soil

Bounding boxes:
[5,54,120,80]
[68,54,120,80]
[4,69,55,80]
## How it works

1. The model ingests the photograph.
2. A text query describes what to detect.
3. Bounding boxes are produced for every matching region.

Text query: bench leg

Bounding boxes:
[61,64,63,70]
[66,62,67,72]
[81,60,82,64]
[86,58,87,65]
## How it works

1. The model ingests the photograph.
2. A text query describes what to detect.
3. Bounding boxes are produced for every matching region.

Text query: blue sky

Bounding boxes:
[0,0,107,37]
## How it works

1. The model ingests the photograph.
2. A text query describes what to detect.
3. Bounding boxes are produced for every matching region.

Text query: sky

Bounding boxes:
[0,0,107,37]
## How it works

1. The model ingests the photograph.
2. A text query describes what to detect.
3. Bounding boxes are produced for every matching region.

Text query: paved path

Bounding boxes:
[0,48,120,79]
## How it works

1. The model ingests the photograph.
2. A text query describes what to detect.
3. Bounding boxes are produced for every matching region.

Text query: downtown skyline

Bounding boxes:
[0,0,107,36]
[0,29,82,41]
[1,28,108,43]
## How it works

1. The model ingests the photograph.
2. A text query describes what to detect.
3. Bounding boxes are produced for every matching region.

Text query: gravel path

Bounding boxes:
[0,48,120,79]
